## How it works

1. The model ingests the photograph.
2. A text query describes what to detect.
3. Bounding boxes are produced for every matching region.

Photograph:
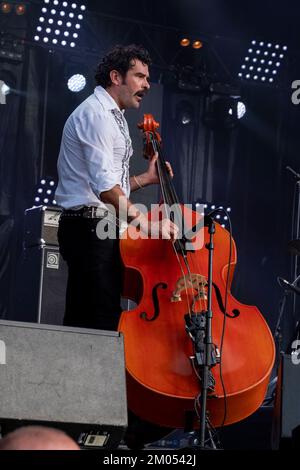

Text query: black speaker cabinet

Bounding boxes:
[13,245,67,325]
[272,353,300,448]
[0,320,127,448]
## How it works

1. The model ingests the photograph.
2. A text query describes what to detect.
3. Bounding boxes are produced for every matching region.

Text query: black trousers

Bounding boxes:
[57,216,122,331]
[58,215,171,447]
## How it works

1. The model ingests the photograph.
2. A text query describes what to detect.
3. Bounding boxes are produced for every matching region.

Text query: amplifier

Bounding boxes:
[272,354,300,448]
[13,245,67,325]
[0,320,127,449]
[24,205,61,247]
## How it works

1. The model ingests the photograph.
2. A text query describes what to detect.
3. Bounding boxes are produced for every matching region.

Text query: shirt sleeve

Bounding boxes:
[73,110,120,197]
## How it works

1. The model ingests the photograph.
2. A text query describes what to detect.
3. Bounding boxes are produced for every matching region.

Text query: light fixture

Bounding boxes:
[179,36,203,50]
[194,199,232,229]
[0,70,16,103]
[180,38,190,47]
[239,39,287,84]
[34,177,58,206]
[15,3,25,15]
[229,101,246,120]
[33,0,86,48]
[175,100,194,125]
[67,73,86,92]
[1,82,10,95]
[203,83,245,129]
[192,40,203,50]
[1,2,12,13]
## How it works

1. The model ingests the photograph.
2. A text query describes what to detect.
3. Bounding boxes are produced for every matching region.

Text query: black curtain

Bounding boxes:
[0,44,47,318]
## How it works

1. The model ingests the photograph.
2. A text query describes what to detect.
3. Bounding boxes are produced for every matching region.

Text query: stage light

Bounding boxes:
[192,40,203,49]
[15,4,26,15]
[204,84,245,129]
[180,38,191,47]
[67,73,86,92]
[1,82,10,95]
[0,69,17,104]
[179,36,204,50]
[229,101,246,120]
[175,100,194,125]
[34,0,86,48]
[193,200,232,230]
[1,2,12,13]
[181,112,192,125]
[239,39,287,84]
[33,177,58,207]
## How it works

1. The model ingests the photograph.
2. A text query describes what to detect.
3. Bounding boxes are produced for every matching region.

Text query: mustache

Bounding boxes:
[134,90,148,97]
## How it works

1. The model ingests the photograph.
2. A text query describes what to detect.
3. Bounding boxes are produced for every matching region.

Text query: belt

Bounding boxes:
[61,206,109,219]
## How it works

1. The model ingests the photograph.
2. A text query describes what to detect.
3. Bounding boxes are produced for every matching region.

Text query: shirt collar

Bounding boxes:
[94,85,123,112]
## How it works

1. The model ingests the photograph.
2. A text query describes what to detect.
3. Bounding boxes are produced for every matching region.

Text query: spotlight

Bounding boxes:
[180,38,190,47]
[204,83,245,129]
[15,3,26,15]
[239,39,287,84]
[229,101,246,120]
[192,40,203,50]
[0,70,16,103]
[1,82,10,96]
[175,100,194,125]
[33,177,58,207]
[193,199,232,230]
[1,2,12,13]
[34,0,86,48]
[67,73,86,92]
[179,37,203,49]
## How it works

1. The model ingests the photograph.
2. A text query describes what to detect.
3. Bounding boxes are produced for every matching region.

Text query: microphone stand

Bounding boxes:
[286,166,300,324]
[184,213,219,449]
[200,214,217,448]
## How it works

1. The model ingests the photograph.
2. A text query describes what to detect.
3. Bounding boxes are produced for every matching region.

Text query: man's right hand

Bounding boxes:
[133,213,179,240]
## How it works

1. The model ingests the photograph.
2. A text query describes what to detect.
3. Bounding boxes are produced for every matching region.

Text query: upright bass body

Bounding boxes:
[118,114,275,429]
[119,209,275,429]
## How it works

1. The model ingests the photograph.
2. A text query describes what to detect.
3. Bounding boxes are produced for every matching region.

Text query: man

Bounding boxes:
[55,45,178,448]
[55,44,177,331]
[0,426,80,450]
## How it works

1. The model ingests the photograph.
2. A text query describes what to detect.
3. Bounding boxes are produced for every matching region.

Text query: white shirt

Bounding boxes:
[55,86,133,209]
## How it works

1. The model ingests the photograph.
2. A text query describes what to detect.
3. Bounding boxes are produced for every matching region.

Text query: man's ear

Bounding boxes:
[109,70,122,86]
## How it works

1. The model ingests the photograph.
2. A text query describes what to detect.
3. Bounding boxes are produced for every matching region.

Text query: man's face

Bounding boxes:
[117,59,150,109]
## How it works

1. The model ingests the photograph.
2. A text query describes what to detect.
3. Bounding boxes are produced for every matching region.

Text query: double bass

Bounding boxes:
[118,114,275,429]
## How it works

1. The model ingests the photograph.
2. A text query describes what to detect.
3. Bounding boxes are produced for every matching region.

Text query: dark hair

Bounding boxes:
[95,44,151,88]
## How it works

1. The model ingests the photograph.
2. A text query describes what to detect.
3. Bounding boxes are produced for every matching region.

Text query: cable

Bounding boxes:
[208,207,233,431]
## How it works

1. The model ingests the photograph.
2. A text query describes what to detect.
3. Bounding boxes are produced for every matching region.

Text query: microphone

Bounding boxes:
[182,209,221,242]
[277,277,300,296]
[286,166,300,180]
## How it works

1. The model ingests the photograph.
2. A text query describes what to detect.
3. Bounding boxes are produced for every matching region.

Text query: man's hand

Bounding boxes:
[145,152,173,185]
[130,153,174,191]
[131,211,179,240]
